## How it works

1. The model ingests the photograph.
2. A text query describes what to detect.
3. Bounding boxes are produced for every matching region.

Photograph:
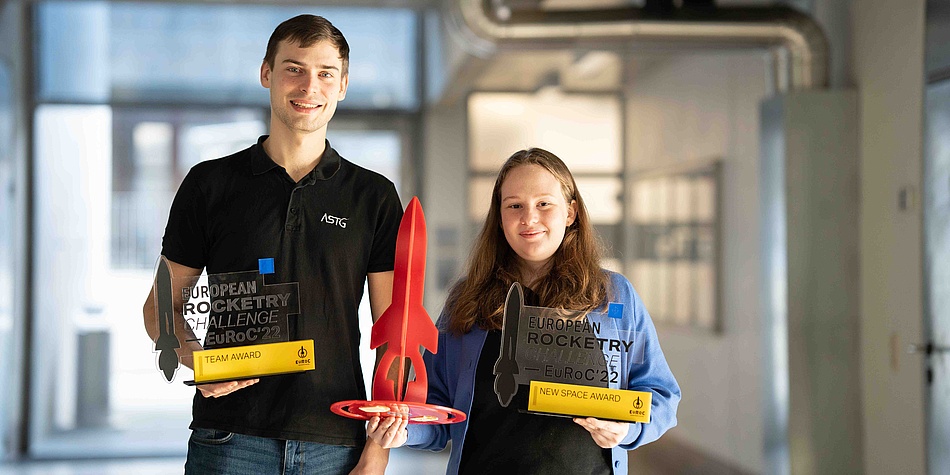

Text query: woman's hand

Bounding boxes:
[573,417,629,448]
[366,414,409,449]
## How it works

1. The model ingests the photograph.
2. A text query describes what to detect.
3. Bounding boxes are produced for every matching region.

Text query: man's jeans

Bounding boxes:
[184,428,362,475]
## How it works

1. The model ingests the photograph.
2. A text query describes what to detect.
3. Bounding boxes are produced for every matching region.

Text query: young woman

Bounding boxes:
[368,148,680,474]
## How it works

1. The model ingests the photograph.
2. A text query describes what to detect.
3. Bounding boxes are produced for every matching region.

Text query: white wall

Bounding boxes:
[625,51,770,473]
[854,0,928,473]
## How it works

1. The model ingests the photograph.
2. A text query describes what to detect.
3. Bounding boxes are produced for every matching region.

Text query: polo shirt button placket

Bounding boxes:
[286,192,300,232]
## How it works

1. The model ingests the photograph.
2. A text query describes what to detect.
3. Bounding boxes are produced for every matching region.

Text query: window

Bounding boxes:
[467,91,625,271]
[37,1,419,109]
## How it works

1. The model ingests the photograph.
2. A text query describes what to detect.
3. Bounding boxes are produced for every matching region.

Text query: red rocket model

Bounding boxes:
[331,197,465,424]
[370,196,437,403]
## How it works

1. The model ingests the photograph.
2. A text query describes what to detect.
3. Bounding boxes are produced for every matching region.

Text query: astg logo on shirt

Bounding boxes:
[321,213,348,229]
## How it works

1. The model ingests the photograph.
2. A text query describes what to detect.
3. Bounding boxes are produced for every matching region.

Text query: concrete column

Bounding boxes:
[761,91,862,475]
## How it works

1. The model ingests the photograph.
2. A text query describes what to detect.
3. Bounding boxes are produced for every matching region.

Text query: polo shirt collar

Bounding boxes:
[250,135,342,183]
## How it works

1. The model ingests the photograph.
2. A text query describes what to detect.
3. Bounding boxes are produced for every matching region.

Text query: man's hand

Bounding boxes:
[573,417,629,448]
[365,415,408,449]
[197,379,259,398]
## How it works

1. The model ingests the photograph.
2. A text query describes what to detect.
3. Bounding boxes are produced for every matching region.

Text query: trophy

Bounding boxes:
[494,282,652,423]
[154,256,181,382]
[331,197,466,424]
[150,255,312,385]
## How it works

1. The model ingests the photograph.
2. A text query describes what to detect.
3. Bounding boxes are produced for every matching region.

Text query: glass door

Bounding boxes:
[31,106,411,458]
[31,106,266,457]
[0,44,22,462]
[923,77,950,475]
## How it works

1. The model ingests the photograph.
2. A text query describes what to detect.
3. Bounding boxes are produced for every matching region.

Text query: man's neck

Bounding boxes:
[262,126,328,183]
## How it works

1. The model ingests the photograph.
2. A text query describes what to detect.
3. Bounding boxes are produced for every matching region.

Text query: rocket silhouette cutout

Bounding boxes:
[155,256,180,382]
[494,282,523,407]
[370,197,438,403]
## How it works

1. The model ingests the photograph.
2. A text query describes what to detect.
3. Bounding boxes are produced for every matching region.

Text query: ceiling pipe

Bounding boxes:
[446,0,828,92]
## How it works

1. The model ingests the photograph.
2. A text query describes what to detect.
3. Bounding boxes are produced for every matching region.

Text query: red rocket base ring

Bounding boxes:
[331,400,466,425]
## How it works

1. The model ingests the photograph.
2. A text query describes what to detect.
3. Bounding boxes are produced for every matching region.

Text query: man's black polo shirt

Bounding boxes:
[162,136,403,446]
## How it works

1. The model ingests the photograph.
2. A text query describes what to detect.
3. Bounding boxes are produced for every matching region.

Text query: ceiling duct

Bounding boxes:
[443,0,828,93]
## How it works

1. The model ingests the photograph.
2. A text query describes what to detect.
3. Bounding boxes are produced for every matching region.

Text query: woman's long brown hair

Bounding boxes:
[445,148,608,335]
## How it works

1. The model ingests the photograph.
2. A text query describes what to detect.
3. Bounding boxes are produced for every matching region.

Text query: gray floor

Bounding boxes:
[0,436,752,474]
[0,449,451,475]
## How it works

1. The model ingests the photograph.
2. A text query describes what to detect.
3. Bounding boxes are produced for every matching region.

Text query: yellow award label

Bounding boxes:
[192,340,315,383]
[527,381,652,423]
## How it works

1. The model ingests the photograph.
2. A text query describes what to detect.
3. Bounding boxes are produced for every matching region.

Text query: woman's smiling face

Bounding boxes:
[499,164,576,281]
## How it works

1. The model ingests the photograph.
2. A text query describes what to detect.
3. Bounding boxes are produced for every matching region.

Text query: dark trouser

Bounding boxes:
[185,428,362,475]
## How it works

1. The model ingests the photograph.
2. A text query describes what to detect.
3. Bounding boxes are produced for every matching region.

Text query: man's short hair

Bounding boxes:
[264,14,350,76]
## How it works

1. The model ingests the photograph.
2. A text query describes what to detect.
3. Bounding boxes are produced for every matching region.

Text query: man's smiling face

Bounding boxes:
[260,39,348,137]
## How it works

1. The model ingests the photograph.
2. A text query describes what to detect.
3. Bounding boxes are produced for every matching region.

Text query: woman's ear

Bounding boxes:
[566,200,577,227]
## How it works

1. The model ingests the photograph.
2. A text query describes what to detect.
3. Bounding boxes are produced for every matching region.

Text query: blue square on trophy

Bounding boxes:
[259,258,275,275]
[608,302,623,319]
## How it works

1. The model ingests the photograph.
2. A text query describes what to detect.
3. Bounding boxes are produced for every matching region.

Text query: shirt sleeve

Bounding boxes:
[161,168,208,270]
[612,272,681,451]
[366,181,403,274]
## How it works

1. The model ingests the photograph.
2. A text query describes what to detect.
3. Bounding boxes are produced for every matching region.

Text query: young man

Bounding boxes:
[143,15,401,474]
